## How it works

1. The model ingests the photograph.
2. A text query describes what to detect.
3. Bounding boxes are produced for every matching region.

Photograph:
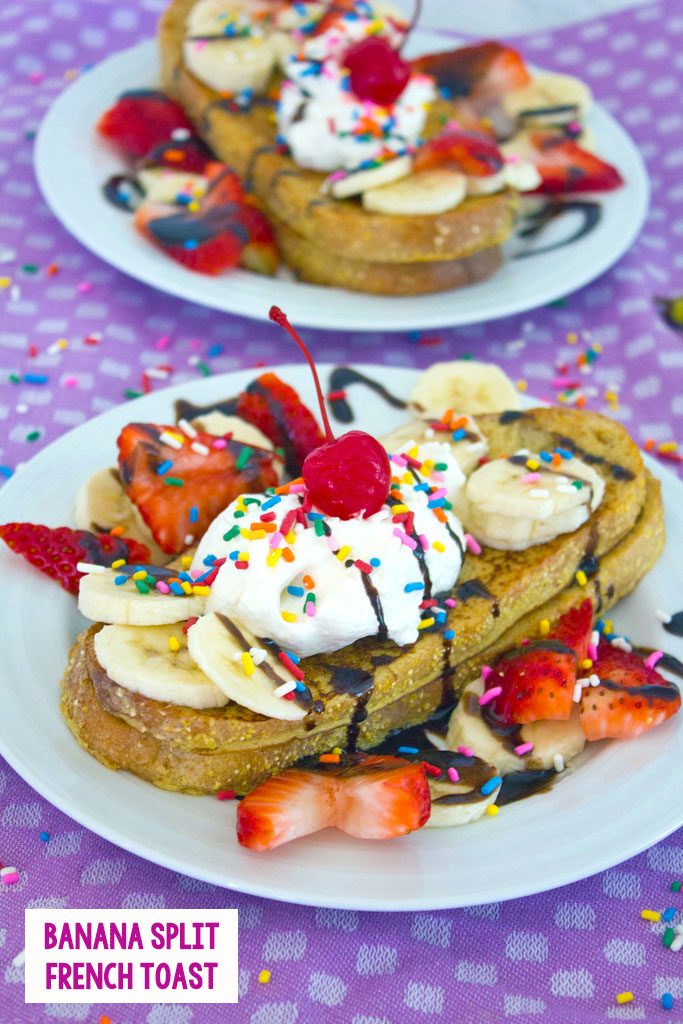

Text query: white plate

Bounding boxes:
[1,365,681,911]
[34,35,650,332]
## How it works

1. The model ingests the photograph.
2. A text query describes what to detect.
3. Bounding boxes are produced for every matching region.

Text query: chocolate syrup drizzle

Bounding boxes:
[327,367,408,425]
[663,612,683,639]
[513,200,602,260]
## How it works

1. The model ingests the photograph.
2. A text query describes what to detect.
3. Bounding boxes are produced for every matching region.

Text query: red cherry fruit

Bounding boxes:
[268,307,391,519]
[344,37,411,106]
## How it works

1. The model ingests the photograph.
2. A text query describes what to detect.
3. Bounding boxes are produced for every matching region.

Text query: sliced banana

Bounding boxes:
[189,411,274,453]
[79,569,206,626]
[503,71,592,128]
[446,677,586,774]
[466,170,507,197]
[186,610,306,721]
[420,750,501,828]
[503,159,542,192]
[94,623,228,709]
[362,168,467,216]
[381,414,488,477]
[74,468,167,565]
[456,450,605,550]
[466,161,541,196]
[137,169,208,205]
[324,154,413,200]
[184,0,284,95]
[410,360,522,418]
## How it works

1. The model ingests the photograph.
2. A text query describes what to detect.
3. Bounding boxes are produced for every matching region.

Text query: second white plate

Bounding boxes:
[34,35,650,331]
[0,364,681,910]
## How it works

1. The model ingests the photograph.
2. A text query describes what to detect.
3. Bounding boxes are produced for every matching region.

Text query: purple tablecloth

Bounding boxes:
[1,1,683,1021]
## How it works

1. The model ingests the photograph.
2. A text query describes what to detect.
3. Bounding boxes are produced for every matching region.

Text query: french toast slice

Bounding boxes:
[158,0,519,268]
[273,219,503,295]
[60,407,661,795]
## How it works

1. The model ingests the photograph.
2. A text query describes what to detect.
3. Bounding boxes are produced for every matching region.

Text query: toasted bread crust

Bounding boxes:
[60,408,664,795]
[157,0,519,269]
[273,220,503,294]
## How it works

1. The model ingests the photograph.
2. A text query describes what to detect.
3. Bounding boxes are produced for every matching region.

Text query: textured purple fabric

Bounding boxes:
[1,1,683,1021]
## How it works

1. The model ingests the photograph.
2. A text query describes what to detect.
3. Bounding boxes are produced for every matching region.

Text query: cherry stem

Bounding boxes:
[400,0,423,52]
[269,306,335,443]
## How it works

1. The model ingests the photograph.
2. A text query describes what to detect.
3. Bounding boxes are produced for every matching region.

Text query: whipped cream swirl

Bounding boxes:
[277,59,435,173]
[193,439,466,658]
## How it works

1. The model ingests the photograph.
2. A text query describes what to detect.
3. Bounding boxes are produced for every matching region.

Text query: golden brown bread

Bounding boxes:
[157,0,519,274]
[59,407,663,794]
[273,220,503,295]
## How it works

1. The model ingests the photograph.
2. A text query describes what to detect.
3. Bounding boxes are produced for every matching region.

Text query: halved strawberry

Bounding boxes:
[134,201,245,275]
[550,598,593,663]
[0,522,150,596]
[117,423,279,554]
[486,644,576,725]
[414,128,504,177]
[236,203,279,276]
[140,136,215,175]
[202,162,245,208]
[237,372,324,476]
[97,90,194,160]
[580,641,681,740]
[411,41,531,106]
[525,131,624,193]
[236,753,430,851]
[484,601,594,725]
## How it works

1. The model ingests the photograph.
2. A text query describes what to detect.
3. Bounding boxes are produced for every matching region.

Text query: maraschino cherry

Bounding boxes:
[344,36,411,106]
[269,307,391,520]
[342,0,422,106]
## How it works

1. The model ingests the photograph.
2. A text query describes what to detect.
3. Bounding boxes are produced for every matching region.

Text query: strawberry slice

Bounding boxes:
[237,753,430,851]
[236,372,324,477]
[580,641,681,740]
[484,601,594,725]
[0,522,150,596]
[117,423,279,554]
[411,41,531,106]
[525,131,624,193]
[550,598,593,663]
[97,90,194,160]
[134,201,245,275]
[414,129,504,177]
[236,203,279,276]
[202,162,245,208]
[140,136,215,175]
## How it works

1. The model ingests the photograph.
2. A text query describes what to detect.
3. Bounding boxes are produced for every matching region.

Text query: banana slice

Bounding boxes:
[456,450,605,550]
[74,468,167,565]
[137,169,208,205]
[79,569,206,626]
[189,411,276,453]
[94,623,228,709]
[503,71,592,128]
[381,414,488,477]
[184,0,284,95]
[410,360,522,417]
[466,162,541,196]
[419,750,501,828]
[446,677,586,775]
[324,154,413,200]
[362,168,467,216]
[186,611,307,721]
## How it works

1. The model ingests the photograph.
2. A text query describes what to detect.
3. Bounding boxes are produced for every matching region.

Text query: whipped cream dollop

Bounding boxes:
[192,440,466,658]
[277,59,435,173]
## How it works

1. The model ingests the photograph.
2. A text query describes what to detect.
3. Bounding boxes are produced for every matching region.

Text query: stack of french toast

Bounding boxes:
[59,371,663,796]
[158,0,526,294]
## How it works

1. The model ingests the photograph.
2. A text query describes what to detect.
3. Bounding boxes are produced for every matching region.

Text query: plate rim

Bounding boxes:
[34,36,651,332]
[1,363,681,911]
